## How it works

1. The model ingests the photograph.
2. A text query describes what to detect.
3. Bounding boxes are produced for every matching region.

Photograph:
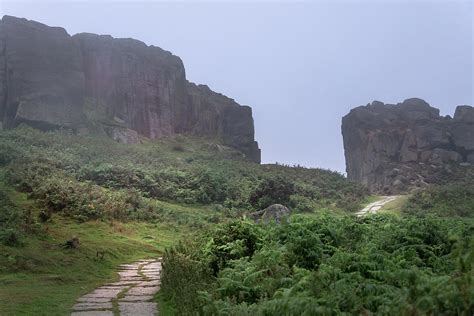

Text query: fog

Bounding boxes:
[1,0,472,172]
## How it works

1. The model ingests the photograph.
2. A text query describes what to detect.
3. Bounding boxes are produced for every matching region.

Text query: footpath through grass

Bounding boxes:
[0,189,182,315]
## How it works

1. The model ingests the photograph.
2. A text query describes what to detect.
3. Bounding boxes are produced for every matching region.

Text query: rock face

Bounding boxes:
[342,98,474,193]
[0,16,260,162]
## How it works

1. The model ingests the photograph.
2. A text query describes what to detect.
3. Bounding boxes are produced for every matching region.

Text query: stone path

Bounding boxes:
[71,259,161,316]
[355,196,399,217]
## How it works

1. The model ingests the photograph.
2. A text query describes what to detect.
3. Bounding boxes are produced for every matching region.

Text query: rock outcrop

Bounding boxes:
[0,16,260,162]
[249,204,291,224]
[342,98,474,193]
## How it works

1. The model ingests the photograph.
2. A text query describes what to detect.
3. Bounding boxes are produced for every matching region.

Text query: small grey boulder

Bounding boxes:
[249,204,291,224]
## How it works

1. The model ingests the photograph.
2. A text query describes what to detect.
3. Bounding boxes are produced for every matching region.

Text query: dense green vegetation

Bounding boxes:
[0,126,368,224]
[0,126,369,314]
[1,126,473,315]
[404,185,474,218]
[0,187,24,247]
[161,215,474,315]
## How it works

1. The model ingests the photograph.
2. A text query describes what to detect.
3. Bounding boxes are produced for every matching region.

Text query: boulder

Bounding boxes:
[454,105,474,123]
[342,99,474,193]
[104,126,140,144]
[249,204,291,224]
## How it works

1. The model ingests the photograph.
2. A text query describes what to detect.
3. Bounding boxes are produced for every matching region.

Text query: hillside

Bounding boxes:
[0,126,370,314]
[0,126,472,315]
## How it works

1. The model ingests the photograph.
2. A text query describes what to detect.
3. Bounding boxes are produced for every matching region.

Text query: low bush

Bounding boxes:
[249,176,295,209]
[0,189,23,246]
[0,127,369,219]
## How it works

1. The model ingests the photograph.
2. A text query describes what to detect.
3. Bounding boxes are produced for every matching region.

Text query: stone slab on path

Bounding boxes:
[83,289,124,299]
[71,312,114,316]
[138,280,160,287]
[120,295,155,302]
[71,258,161,315]
[119,302,158,316]
[72,303,113,311]
[77,297,112,303]
[355,196,400,217]
[127,286,160,296]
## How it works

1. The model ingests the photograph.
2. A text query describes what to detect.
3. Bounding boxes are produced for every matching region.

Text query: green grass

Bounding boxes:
[157,292,177,315]
[362,195,382,205]
[378,195,410,216]
[404,185,474,217]
[0,188,185,315]
[0,126,368,315]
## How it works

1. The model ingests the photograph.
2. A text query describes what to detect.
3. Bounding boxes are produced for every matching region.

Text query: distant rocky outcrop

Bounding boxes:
[342,98,474,193]
[0,16,260,162]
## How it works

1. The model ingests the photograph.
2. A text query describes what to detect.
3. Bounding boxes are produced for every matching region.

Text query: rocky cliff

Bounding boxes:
[342,98,474,193]
[0,16,260,162]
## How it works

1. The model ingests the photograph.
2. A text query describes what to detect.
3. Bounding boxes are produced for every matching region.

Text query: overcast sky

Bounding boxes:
[1,0,472,173]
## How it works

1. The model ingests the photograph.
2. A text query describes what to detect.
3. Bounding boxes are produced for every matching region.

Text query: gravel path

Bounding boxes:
[355,196,399,217]
[71,259,161,316]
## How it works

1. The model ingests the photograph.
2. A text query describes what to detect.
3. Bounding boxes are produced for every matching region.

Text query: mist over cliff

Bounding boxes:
[0,16,260,162]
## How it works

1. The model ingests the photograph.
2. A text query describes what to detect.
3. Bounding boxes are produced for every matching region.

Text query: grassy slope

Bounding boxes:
[0,187,185,315]
[0,126,369,315]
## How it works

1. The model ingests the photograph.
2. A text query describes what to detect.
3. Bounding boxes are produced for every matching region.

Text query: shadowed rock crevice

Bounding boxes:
[342,98,474,193]
[0,15,260,162]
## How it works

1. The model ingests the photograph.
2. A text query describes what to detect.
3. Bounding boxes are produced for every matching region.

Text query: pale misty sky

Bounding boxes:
[1,0,473,173]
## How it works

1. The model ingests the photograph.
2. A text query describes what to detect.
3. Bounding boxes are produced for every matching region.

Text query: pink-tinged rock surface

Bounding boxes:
[0,16,84,129]
[0,16,260,162]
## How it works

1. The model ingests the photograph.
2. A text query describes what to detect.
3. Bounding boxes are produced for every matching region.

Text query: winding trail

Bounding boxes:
[355,196,399,217]
[71,258,161,316]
